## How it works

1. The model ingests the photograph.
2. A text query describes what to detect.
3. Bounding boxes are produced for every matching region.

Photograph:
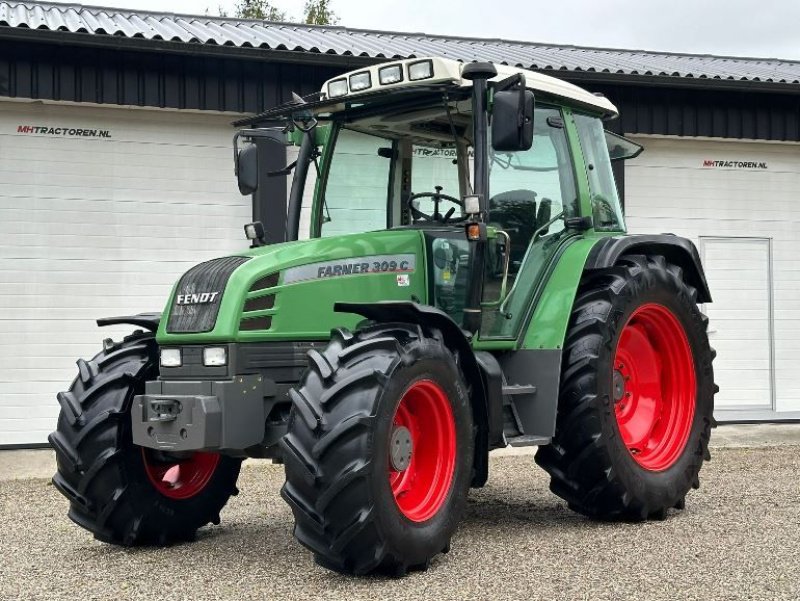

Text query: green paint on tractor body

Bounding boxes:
[157,229,428,343]
[156,227,612,351]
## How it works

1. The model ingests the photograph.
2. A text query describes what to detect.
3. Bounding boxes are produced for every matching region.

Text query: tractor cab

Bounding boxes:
[234,57,638,338]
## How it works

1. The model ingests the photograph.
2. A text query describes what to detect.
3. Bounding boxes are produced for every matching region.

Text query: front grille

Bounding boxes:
[251,272,280,291]
[167,256,250,334]
[240,316,272,331]
[243,294,275,312]
[239,270,280,332]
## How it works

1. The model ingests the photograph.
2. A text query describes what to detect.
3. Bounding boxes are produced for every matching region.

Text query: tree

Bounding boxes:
[304,0,339,25]
[234,0,288,21]
[227,0,340,24]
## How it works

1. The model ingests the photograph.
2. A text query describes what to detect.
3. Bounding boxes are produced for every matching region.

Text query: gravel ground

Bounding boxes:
[1,447,799,601]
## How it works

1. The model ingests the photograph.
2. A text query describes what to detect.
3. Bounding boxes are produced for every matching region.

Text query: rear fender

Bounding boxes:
[585,234,712,302]
[522,234,711,352]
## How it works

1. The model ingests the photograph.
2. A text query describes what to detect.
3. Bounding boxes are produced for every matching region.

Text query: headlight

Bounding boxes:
[160,348,182,368]
[408,59,434,81]
[379,64,403,85]
[203,346,227,367]
[348,71,372,92]
[327,78,348,98]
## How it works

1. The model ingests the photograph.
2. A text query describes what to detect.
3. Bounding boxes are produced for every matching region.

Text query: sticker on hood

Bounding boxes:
[283,254,416,284]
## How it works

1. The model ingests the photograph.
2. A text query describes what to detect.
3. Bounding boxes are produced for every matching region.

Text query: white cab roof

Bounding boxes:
[321,56,618,118]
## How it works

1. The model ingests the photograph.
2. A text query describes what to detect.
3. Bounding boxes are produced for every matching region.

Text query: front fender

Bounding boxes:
[97,312,161,332]
[335,301,499,487]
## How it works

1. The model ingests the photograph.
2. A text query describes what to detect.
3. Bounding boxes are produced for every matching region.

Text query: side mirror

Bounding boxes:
[236,143,259,196]
[492,89,534,152]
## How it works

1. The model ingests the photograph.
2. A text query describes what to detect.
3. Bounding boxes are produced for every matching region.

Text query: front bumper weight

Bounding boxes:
[132,375,272,452]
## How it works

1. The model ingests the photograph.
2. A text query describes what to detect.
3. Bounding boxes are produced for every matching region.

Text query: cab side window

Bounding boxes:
[488,107,576,272]
[573,114,625,231]
[321,129,391,237]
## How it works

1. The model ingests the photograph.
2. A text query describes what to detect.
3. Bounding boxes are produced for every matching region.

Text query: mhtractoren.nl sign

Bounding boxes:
[15,125,112,138]
[702,159,768,169]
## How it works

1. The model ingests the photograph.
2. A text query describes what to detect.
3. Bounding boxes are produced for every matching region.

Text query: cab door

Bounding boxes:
[480,106,579,339]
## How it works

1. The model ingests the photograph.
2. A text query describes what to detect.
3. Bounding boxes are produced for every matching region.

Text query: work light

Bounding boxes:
[463,195,480,214]
[408,59,434,81]
[203,347,227,367]
[379,64,403,85]
[244,221,265,241]
[348,71,372,92]
[160,348,182,368]
[327,78,348,98]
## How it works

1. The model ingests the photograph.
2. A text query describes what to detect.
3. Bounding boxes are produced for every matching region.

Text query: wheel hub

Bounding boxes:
[389,426,413,471]
[612,369,626,403]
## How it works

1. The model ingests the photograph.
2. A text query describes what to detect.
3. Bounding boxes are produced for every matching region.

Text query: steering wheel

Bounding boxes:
[407,186,467,224]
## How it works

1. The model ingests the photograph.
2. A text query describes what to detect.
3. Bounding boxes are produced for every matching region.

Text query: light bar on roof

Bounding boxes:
[320,57,462,100]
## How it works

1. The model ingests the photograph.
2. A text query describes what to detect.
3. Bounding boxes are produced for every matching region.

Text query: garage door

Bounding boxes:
[699,237,773,411]
[0,101,251,445]
[625,136,800,421]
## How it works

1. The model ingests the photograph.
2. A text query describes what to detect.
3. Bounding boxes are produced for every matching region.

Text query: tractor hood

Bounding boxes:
[156,229,428,344]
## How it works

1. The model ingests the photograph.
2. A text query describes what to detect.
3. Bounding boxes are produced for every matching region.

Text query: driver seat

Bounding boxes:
[489,189,538,269]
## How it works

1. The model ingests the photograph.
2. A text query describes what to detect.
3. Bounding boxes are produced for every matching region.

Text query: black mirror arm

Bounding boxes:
[489,72,528,124]
[267,159,298,178]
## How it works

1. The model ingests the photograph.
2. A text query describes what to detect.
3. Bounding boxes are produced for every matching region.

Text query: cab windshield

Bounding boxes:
[307,94,474,237]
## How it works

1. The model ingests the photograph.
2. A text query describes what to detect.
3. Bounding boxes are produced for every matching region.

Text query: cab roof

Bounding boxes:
[321,57,619,119]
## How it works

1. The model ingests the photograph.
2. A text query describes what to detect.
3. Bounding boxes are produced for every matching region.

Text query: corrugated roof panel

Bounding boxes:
[2,0,800,85]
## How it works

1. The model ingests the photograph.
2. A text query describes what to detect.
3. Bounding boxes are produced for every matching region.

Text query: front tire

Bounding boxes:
[50,330,242,545]
[536,254,716,520]
[282,324,474,576]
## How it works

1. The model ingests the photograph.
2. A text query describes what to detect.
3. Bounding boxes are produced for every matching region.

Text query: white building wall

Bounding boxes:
[625,136,800,420]
[0,100,251,445]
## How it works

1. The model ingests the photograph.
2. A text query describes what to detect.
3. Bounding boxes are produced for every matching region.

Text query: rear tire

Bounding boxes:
[535,254,716,520]
[50,330,242,545]
[282,324,474,575]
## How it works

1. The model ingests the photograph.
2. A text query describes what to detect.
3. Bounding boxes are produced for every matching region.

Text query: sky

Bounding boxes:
[39,0,800,60]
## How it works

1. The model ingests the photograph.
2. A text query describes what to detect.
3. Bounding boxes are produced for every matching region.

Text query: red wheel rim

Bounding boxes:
[388,379,456,522]
[141,449,219,500]
[613,303,696,471]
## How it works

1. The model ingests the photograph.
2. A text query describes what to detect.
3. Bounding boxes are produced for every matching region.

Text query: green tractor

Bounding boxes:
[50,57,716,576]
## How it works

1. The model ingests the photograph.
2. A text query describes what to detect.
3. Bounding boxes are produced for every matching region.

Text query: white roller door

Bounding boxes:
[625,136,800,421]
[699,237,773,411]
[0,101,251,445]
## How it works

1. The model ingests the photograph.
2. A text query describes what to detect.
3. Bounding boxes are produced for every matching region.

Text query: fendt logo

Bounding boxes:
[176,292,220,306]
